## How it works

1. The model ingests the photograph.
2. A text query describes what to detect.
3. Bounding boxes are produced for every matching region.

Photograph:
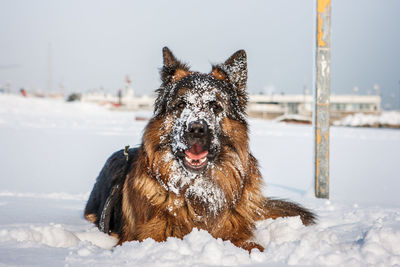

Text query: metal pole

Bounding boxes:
[314,0,331,199]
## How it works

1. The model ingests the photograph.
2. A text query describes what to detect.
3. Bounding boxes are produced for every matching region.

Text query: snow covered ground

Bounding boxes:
[0,94,399,266]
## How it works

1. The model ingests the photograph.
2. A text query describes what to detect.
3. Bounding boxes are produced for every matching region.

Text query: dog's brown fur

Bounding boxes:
[84,47,315,252]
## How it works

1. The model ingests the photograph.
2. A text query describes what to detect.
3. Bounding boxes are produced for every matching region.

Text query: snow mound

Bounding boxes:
[252,209,400,266]
[0,224,117,249]
[0,224,79,248]
[66,229,255,267]
[67,214,400,266]
[334,111,400,128]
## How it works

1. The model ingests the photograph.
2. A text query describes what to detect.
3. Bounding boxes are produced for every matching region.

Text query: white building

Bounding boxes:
[248,94,381,121]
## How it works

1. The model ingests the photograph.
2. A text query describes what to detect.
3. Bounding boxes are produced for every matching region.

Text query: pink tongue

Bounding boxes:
[185,143,208,160]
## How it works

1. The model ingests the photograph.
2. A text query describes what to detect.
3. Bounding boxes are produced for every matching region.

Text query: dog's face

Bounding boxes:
[142,47,250,213]
[167,74,228,172]
[153,48,248,174]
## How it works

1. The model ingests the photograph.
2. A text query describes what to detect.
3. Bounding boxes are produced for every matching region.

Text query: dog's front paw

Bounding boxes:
[237,241,265,253]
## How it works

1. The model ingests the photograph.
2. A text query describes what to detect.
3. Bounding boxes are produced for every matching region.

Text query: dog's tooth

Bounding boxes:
[185,155,207,167]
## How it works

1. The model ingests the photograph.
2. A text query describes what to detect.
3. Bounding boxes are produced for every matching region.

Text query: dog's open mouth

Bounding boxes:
[184,143,209,171]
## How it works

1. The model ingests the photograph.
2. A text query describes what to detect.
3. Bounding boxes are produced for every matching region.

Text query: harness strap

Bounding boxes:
[99,184,120,233]
[99,145,131,234]
[123,145,130,161]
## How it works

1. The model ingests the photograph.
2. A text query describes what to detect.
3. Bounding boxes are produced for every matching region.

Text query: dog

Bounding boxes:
[84,47,316,252]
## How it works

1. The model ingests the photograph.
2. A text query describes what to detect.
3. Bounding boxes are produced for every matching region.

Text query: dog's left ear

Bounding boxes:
[211,50,247,91]
[161,47,191,84]
[211,50,248,111]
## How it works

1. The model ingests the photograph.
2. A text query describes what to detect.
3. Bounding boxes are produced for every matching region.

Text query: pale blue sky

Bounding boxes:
[0,0,399,108]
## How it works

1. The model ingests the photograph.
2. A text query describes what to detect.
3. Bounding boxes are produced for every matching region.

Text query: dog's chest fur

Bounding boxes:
[120,147,261,244]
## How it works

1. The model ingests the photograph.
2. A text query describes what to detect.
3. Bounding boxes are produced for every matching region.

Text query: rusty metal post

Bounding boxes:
[314,0,331,199]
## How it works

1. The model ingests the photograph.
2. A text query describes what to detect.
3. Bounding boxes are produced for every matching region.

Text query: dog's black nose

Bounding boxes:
[188,120,208,137]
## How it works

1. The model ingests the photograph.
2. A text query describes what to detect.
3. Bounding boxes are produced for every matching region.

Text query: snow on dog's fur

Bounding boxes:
[84,47,316,252]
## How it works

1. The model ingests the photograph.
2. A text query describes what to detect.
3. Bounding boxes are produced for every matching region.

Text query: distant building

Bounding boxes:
[81,90,154,110]
[80,76,154,110]
[248,94,381,121]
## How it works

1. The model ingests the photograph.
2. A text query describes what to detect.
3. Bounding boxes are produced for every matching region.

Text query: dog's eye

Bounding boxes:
[175,101,186,110]
[209,101,222,113]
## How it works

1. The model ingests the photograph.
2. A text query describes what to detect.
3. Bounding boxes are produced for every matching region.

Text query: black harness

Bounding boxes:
[99,145,132,234]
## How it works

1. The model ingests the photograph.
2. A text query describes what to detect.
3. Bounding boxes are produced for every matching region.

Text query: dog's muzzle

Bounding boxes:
[182,120,211,172]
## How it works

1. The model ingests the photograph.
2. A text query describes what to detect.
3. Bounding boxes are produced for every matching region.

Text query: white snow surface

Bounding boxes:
[0,94,400,266]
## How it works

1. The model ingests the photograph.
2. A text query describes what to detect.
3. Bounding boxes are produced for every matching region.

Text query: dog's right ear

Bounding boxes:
[161,47,191,84]
[211,50,248,114]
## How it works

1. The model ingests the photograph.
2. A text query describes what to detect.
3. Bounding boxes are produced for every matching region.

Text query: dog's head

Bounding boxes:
[142,48,251,212]
[152,47,248,172]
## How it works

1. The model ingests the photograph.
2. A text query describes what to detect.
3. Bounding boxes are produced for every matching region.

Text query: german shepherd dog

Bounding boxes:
[84,47,315,252]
